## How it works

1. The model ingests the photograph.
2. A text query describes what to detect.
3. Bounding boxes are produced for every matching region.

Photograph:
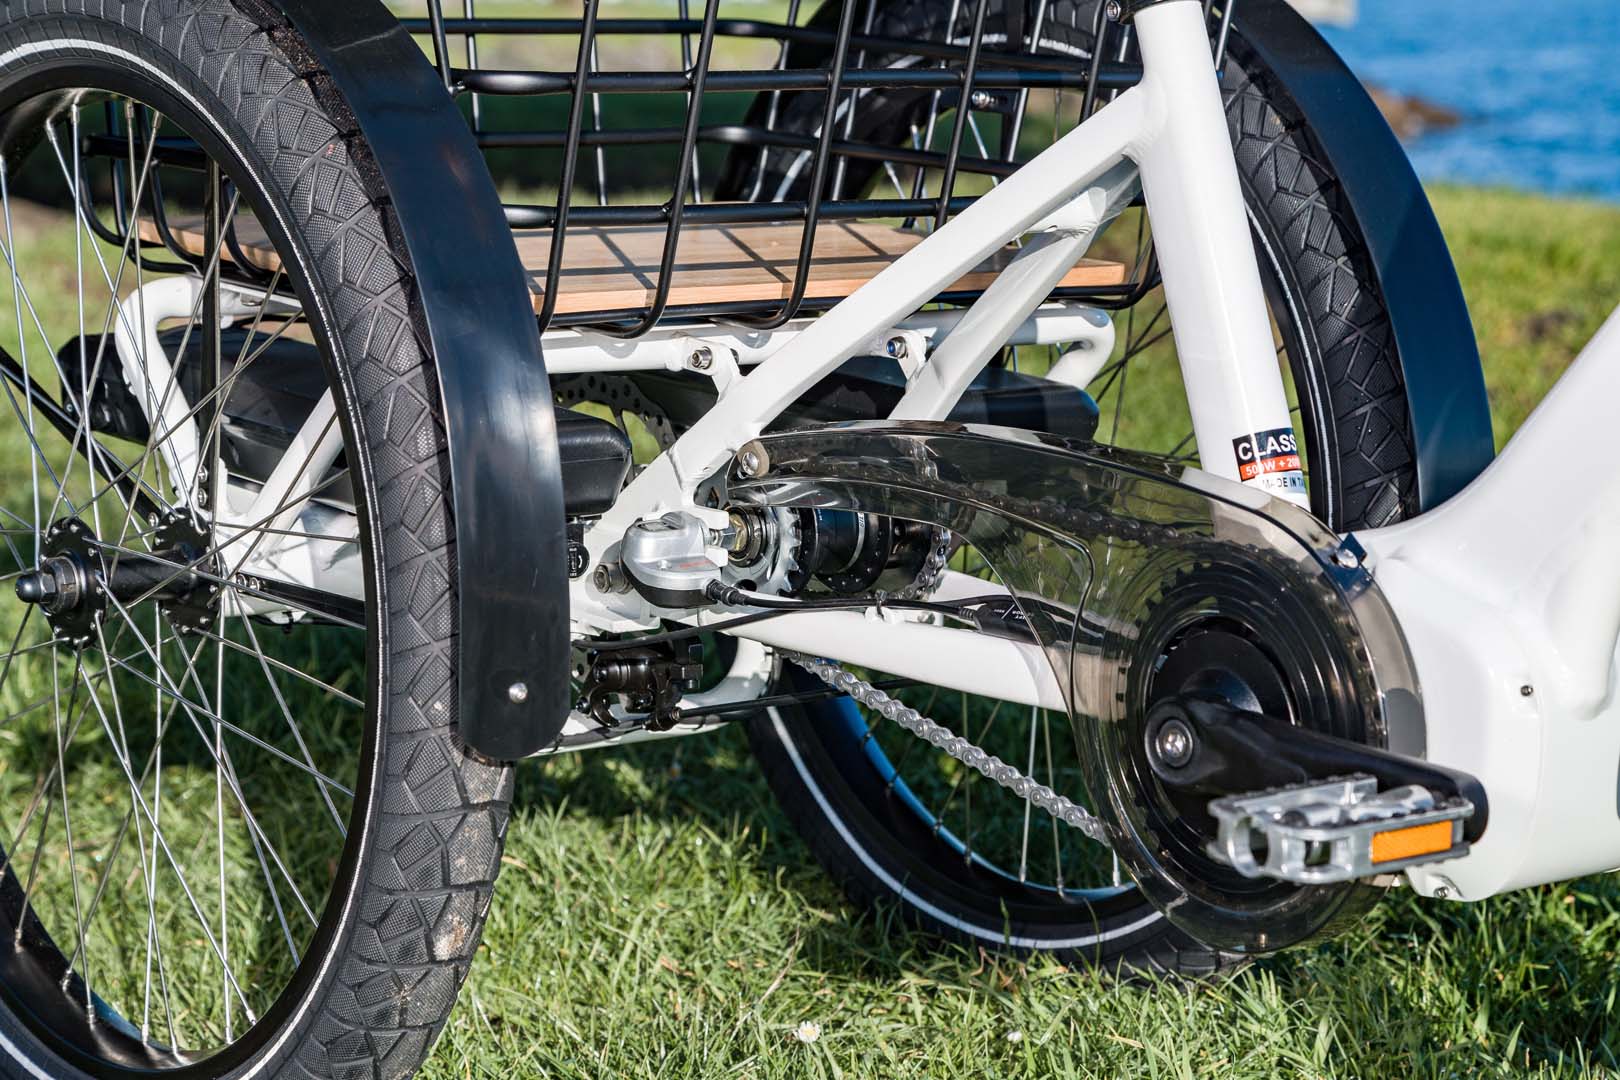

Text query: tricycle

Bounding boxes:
[0,0,1603,1075]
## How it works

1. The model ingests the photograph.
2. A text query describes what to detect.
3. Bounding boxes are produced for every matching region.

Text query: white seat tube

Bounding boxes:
[1132,0,1306,506]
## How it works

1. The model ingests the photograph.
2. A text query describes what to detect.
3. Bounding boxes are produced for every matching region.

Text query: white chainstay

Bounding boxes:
[783,652,1110,844]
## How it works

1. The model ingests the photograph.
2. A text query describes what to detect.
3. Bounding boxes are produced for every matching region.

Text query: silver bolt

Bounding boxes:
[689,346,714,371]
[1153,718,1196,768]
[736,441,769,479]
[885,336,909,361]
[1333,547,1360,570]
[1520,684,1534,697]
[508,681,530,705]
[1433,885,1451,900]
[1104,0,1123,21]
[593,561,630,595]
[969,89,994,110]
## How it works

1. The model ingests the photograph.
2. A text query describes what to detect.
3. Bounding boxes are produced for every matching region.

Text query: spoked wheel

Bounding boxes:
[716,0,1445,973]
[0,4,507,1076]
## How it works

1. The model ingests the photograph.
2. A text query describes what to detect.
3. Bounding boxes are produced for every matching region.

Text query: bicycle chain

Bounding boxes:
[782,652,1113,844]
[559,383,1352,847]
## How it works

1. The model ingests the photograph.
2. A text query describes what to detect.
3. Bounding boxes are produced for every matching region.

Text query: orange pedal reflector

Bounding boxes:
[1371,820,1454,864]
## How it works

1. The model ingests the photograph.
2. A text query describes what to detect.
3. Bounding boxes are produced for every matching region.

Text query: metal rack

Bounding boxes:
[75,1,1238,340]
[405,0,1189,336]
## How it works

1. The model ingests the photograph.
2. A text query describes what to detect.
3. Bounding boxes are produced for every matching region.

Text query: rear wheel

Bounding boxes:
[0,3,506,1075]
[719,0,1436,973]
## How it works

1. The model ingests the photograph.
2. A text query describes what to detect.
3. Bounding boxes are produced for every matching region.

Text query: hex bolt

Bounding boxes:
[1104,0,1123,21]
[592,561,630,595]
[885,336,909,361]
[508,681,530,705]
[689,346,714,371]
[1333,547,1360,570]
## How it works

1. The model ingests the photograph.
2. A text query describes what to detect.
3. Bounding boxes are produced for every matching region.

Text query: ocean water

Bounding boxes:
[1318,0,1620,201]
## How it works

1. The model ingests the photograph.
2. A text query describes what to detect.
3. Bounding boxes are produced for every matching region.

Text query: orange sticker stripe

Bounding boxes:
[1237,454,1302,482]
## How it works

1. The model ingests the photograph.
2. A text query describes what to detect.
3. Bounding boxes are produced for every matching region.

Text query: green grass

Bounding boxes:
[5,170,1620,1075]
[413,185,1620,1080]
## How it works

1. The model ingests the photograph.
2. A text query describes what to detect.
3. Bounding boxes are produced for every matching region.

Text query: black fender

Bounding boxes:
[261,0,568,757]
[1232,0,1496,509]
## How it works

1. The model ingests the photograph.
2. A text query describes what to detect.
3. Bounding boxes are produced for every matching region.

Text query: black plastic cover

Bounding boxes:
[555,412,633,518]
[577,355,1101,441]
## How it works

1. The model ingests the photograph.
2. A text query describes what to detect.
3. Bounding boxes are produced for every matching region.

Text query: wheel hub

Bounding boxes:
[16,518,105,647]
[13,515,218,646]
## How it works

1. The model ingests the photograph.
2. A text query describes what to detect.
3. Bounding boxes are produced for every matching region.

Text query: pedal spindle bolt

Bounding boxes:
[1154,716,1196,769]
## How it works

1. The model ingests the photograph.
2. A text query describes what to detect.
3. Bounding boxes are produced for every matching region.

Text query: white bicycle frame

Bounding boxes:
[119,0,1620,903]
[570,1,1302,698]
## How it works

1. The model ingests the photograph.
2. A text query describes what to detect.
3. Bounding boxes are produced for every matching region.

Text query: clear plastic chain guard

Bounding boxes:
[724,421,1424,949]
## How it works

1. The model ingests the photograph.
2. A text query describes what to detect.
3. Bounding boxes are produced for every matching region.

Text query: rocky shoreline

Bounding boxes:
[1366,84,1463,141]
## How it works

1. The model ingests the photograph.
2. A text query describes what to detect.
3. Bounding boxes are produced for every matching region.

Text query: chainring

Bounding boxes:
[724,421,1424,953]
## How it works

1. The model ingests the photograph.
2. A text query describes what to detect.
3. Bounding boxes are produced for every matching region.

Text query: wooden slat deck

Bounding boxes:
[141,217,1126,315]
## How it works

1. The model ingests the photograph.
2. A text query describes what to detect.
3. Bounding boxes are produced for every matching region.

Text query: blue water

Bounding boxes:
[1318,0,1620,201]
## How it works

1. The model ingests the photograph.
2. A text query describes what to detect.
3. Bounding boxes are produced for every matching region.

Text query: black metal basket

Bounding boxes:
[80,1,1235,340]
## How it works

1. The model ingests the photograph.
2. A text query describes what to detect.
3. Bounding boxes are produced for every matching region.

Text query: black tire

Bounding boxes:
[0,2,508,1076]
[724,0,1429,976]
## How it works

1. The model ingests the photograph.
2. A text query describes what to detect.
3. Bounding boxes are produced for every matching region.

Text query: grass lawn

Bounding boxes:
[407,188,1620,1078]
[2,167,1619,1075]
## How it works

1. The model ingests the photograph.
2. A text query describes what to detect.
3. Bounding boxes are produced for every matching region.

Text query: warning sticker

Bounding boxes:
[1232,427,1305,495]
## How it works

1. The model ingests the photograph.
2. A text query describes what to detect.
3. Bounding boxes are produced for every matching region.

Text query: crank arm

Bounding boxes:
[1145,695,1487,883]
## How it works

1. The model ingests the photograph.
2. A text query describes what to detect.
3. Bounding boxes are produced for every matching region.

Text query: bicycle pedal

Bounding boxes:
[1206,776,1474,884]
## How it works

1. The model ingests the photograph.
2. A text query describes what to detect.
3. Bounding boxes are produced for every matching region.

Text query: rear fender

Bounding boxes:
[1233,0,1496,508]
[255,0,568,758]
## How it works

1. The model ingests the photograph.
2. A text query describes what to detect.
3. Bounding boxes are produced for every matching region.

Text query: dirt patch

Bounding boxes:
[0,197,69,246]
